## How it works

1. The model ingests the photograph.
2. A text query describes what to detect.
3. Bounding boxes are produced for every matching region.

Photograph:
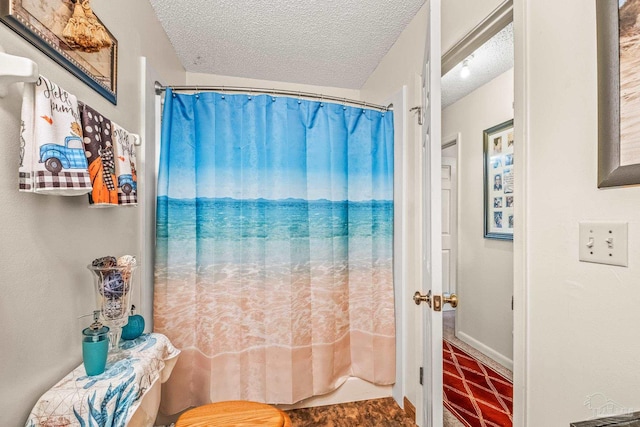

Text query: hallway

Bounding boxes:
[443,311,512,426]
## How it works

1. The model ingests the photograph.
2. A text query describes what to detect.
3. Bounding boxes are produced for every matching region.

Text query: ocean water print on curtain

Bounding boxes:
[154,90,394,413]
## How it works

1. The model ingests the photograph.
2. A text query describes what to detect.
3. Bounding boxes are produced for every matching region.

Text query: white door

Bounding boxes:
[441,155,457,308]
[419,0,443,425]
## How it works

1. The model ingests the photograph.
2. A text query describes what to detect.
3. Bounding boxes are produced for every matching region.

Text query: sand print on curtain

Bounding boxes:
[154,90,395,414]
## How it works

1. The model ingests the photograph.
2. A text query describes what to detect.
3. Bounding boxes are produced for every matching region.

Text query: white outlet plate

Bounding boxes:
[579,222,628,267]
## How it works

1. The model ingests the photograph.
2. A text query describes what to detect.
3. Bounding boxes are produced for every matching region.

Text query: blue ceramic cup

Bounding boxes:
[82,315,109,376]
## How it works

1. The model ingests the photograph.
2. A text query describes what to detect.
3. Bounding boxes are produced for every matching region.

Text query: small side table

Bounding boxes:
[26,333,180,427]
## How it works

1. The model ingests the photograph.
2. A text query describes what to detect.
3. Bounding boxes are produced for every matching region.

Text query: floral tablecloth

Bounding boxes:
[26,333,180,427]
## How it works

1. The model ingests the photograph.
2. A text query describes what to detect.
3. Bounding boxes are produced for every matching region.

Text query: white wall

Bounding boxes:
[0,2,185,424]
[442,69,514,367]
[515,0,640,424]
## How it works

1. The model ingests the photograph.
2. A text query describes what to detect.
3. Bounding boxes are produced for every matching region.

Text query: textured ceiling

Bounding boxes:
[442,23,514,108]
[148,0,426,89]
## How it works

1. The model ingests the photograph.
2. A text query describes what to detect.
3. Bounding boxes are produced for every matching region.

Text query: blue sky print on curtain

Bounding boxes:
[154,90,394,410]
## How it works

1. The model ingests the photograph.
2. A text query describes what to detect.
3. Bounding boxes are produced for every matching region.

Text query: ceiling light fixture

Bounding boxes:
[460,59,471,79]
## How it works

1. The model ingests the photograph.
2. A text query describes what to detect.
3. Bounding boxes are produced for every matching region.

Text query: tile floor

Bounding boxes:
[286,397,416,426]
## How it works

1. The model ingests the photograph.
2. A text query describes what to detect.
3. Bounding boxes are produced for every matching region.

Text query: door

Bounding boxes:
[419,0,443,425]
[441,154,457,307]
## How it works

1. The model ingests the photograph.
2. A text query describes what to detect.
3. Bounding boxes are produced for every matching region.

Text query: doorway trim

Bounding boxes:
[512,0,529,424]
[439,0,524,423]
[441,0,514,75]
[441,133,460,311]
[388,86,409,407]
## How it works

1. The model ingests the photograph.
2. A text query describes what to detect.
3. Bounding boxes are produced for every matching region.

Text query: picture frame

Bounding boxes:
[0,0,117,104]
[483,119,514,240]
[596,0,640,187]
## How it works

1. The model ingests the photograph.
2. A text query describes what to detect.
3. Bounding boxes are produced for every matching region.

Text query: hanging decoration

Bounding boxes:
[63,0,112,53]
[0,0,118,103]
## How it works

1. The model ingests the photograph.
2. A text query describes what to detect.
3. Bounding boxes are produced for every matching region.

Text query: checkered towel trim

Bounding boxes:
[118,191,138,205]
[19,172,32,191]
[34,171,92,189]
[100,149,116,190]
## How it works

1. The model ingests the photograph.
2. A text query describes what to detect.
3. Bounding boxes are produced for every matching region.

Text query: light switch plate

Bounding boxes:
[579,222,628,267]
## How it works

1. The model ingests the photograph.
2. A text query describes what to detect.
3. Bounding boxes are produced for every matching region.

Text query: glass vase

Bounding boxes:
[87,264,137,352]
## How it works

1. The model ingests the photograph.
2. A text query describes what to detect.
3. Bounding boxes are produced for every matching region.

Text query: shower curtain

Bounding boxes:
[154,90,395,413]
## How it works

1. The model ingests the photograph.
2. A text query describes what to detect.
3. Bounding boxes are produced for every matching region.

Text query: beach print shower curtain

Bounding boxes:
[155,90,394,413]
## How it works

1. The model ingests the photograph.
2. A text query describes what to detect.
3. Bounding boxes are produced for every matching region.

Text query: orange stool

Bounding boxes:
[176,400,292,427]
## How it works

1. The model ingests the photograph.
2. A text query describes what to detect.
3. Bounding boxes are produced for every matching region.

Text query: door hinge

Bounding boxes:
[419,367,424,385]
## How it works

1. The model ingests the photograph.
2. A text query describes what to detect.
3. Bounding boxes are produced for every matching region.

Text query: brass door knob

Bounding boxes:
[443,294,458,308]
[413,290,432,307]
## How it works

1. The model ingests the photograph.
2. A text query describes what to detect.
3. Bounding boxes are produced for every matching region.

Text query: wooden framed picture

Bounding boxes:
[596,0,640,187]
[0,0,117,104]
[483,119,514,240]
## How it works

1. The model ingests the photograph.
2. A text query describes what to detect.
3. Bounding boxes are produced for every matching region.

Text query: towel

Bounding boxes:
[111,122,138,206]
[79,102,118,207]
[24,333,180,427]
[19,76,91,195]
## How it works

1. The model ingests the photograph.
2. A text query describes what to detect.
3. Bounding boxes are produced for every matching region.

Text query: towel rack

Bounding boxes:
[0,44,38,98]
[0,44,142,147]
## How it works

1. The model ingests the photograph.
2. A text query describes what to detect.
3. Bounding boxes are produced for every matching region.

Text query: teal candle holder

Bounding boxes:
[82,310,109,376]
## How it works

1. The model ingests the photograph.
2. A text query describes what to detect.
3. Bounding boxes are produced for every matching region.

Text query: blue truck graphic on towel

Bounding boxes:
[118,174,137,194]
[39,135,88,173]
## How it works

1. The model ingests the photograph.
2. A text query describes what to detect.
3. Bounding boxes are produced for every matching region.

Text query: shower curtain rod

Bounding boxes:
[154,81,392,112]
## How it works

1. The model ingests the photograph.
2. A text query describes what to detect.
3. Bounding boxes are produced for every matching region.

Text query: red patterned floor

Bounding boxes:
[443,340,513,427]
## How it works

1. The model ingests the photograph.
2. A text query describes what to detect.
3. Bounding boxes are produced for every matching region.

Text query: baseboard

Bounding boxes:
[456,331,513,371]
[403,396,416,422]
